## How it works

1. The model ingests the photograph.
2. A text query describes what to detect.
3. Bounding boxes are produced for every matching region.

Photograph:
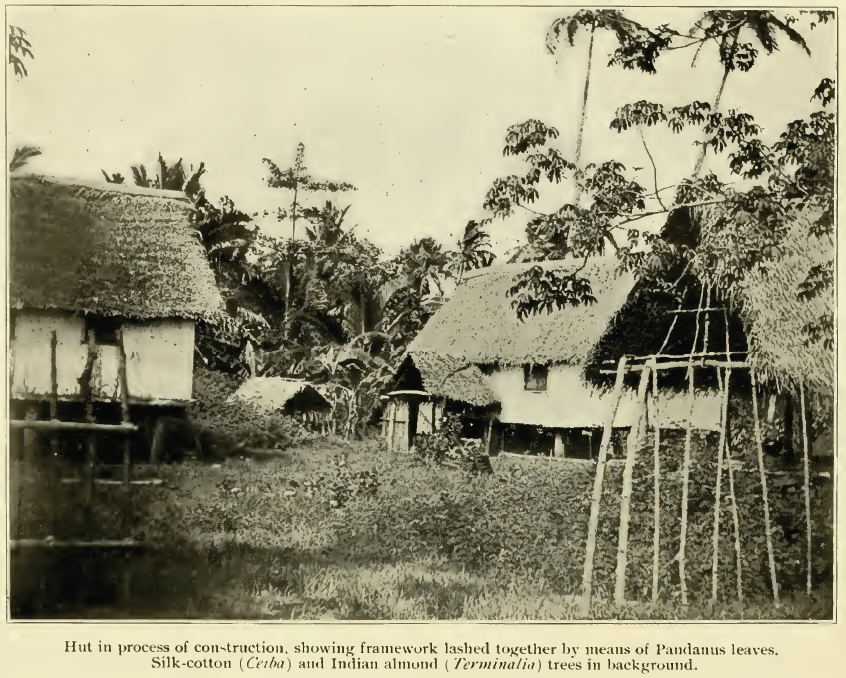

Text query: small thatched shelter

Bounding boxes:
[229,377,331,417]
[384,351,498,452]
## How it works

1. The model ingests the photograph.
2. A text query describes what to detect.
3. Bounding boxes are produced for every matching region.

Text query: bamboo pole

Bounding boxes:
[678,286,705,605]
[750,368,780,606]
[580,355,629,616]
[721,310,743,602]
[614,365,651,606]
[651,365,662,605]
[799,382,812,596]
[709,366,731,605]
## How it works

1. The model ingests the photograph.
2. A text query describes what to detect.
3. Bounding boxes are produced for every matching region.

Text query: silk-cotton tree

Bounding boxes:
[482,9,830,324]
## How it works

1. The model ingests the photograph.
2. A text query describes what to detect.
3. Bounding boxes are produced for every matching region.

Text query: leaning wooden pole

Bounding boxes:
[709,366,731,605]
[750,368,780,606]
[719,310,743,602]
[799,382,812,596]
[679,286,705,606]
[651,365,661,605]
[580,355,629,616]
[614,365,651,606]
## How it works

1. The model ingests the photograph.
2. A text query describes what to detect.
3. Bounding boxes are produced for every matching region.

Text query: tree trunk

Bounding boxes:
[693,30,738,177]
[751,369,780,606]
[799,383,812,596]
[580,355,629,616]
[615,366,651,607]
[575,24,596,166]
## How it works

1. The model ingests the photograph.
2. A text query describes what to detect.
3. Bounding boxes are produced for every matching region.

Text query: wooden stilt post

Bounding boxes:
[117,328,132,488]
[679,286,705,606]
[484,416,494,456]
[799,382,812,596]
[387,402,396,453]
[580,355,629,616]
[651,367,661,605]
[84,433,97,505]
[750,368,780,606]
[48,330,60,489]
[709,366,731,605]
[614,363,651,607]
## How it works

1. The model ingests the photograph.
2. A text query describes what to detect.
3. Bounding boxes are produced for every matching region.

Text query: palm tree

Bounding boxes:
[447,220,496,283]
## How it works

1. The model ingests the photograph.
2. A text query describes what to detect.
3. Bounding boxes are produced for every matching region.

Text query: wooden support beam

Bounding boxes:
[678,286,705,606]
[10,420,138,433]
[709,366,731,606]
[599,358,749,374]
[614,364,651,607]
[651,367,661,605]
[799,383,813,596]
[580,356,629,616]
[84,433,97,505]
[602,351,746,365]
[666,307,725,314]
[751,369,780,607]
[10,539,146,550]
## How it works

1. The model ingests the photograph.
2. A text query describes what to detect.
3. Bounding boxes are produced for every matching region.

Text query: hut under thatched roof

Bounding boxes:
[229,377,331,415]
[9,174,222,461]
[384,256,731,457]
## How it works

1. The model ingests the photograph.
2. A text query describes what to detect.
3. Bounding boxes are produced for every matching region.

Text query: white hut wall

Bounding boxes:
[488,365,641,429]
[415,398,438,436]
[10,312,88,397]
[123,320,195,401]
[390,400,410,452]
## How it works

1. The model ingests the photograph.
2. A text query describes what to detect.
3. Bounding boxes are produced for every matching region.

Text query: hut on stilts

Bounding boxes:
[8,174,222,544]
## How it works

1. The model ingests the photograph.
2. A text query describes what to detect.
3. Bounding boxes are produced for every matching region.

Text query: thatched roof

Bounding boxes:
[392,352,498,408]
[230,377,331,413]
[9,174,221,320]
[407,258,636,366]
[694,205,834,394]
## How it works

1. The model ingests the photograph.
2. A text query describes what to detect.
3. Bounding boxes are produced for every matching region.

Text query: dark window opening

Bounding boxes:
[523,364,548,392]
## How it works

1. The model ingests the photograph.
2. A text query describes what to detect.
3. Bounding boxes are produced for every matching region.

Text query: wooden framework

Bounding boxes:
[579,289,814,614]
[10,323,143,547]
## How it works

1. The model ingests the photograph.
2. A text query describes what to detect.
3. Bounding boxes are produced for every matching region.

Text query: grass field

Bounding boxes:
[10,434,832,620]
[148,438,832,621]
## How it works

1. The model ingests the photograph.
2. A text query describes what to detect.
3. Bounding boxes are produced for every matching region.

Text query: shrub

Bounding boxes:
[413,412,484,469]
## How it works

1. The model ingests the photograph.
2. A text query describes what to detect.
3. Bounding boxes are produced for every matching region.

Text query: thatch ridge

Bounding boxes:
[10,174,221,320]
[408,258,636,366]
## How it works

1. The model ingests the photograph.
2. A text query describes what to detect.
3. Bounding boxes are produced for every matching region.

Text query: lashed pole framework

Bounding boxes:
[579,286,812,614]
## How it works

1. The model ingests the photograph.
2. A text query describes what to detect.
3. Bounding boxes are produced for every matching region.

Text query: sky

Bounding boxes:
[7,6,836,259]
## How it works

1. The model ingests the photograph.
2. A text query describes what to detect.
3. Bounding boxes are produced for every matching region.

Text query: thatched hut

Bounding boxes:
[389,257,722,459]
[384,351,498,452]
[8,174,221,462]
[229,376,331,418]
